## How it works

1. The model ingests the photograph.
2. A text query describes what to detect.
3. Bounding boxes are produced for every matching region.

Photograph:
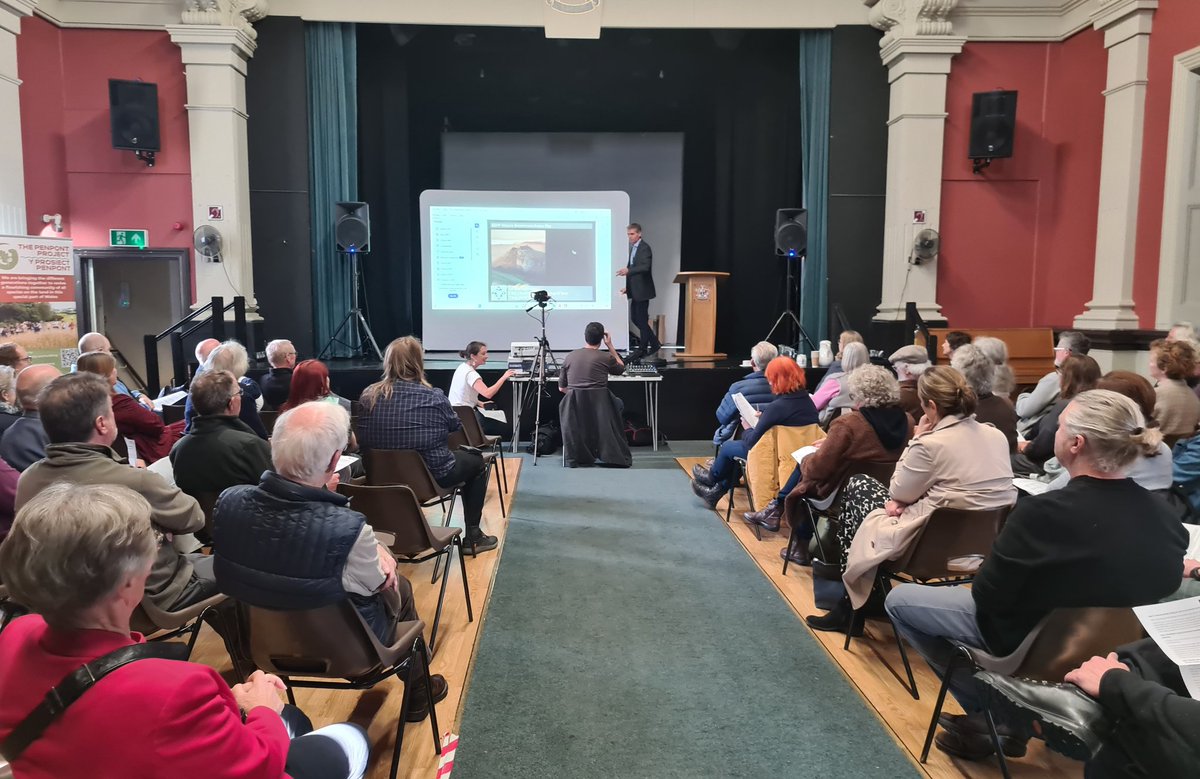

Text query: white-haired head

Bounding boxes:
[271,401,349,485]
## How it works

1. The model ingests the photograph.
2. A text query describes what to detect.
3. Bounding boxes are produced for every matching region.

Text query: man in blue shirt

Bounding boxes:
[712,342,778,445]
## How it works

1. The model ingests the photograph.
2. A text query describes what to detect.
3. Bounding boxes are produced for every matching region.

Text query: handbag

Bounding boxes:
[1,641,188,763]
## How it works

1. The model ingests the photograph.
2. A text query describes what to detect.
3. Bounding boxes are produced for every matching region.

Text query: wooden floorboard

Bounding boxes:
[187,458,522,779]
[676,456,1081,779]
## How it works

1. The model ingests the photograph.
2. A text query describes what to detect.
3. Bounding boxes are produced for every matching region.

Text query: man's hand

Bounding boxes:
[884,500,906,517]
[231,670,286,715]
[1065,653,1129,698]
[137,394,155,410]
[1016,440,1030,453]
[377,544,398,592]
[603,332,615,350]
[1184,558,1200,580]
[619,288,626,296]
[325,471,341,491]
[616,267,629,277]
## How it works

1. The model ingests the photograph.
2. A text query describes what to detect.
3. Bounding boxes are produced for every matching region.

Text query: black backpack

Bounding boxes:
[526,421,561,455]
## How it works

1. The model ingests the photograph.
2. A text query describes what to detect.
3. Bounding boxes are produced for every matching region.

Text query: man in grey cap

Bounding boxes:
[889,344,930,422]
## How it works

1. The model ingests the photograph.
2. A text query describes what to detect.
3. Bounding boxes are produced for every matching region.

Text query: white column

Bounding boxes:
[1073,0,1157,329]
[864,0,964,322]
[0,1,36,236]
[167,23,260,314]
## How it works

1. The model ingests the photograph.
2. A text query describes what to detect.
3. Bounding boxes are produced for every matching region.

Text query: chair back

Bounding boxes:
[978,607,1144,680]
[338,483,446,557]
[746,424,826,511]
[363,449,450,501]
[131,592,226,634]
[242,600,408,680]
[894,505,1009,580]
[259,409,279,436]
[192,490,220,540]
[453,406,488,447]
[162,403,186,426]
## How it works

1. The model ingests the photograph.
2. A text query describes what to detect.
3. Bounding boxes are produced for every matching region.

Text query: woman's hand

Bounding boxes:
[1065,653,1128,699]
[232,670,286,715]
[914,415,934,436]
[884,500,906,517]
[1183,558,1200,580]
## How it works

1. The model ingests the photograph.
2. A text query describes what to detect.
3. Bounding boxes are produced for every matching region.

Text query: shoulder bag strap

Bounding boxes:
[1,641,189,763]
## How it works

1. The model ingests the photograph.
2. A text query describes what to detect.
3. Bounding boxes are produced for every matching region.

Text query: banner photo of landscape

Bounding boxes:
[0,235,77,368]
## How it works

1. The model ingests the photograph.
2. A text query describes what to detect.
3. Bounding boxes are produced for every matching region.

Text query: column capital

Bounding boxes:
[179,0,267,40]
[864,0,961,47]
[1092,0,1156,45]
[879,36,966,76]
[167,25,257,72]
[0,0,36,36]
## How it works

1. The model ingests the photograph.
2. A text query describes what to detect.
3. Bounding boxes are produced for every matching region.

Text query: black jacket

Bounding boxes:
[625,240,656,301]
[258,367,293,411]
[170,415,272,499]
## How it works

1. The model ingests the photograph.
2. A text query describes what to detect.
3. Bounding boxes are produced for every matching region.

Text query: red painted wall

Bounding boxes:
[937,30,1107,329]
[1133,0,1200,327]
[17,16,192,253]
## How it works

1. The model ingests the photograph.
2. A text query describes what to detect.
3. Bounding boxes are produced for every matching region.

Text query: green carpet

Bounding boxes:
[455,446,919,778]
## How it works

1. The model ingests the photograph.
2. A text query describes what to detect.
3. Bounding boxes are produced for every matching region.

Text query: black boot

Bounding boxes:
[692,463,716,487]
[742,499,781,532]
[691,478,728,509]
[805,596,862,636]
[465,526,498,554]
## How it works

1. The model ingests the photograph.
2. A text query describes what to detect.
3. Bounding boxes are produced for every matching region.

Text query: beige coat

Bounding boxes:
[842,414,1016,607]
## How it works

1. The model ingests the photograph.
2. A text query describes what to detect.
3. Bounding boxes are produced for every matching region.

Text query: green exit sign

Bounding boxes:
[109,229,148,249]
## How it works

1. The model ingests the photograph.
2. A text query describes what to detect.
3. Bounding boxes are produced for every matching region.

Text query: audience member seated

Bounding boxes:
[0,342,31,371]
[1043,371,1173,493]
[812,330,863,394]
[282,360,357,453]
[812,341,869,424]
[1011,354,1100,476]
[952,344,1017,452]
[76,350,181,464]
[184,340,268,439]
[16,373,216,611]
[558,321,626,411]
[972,335,1016,399]
[1172,432,1200,515]
[712,341,778,445]
[214,401,449,720]
[0,457,15,543]
[0,365,19,434]
[259,338,297,410]
[888,344,930,422]
[171,369,273,500]
[763,366,913,551]
[0,363,59,471]
[1149,337,1200,444]
[692,357,817,508]
[357,336,497,553]
[1166,321,1200,392]
[449,341,515,438]
[77,331,154,409]
[976,636,1199,778]
[1016,330,1090,436]
[190,337,221,383]
[558,324,631,468]
[941,329,972,358]
[806,366,1015,634]
[0,482,371,779]
[886,389,1187,762]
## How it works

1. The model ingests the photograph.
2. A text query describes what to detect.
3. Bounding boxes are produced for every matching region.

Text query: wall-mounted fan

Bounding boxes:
[910,228,940,265]
[193,225,223,262]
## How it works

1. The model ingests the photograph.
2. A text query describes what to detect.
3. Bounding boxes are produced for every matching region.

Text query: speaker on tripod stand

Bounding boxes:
[762,208,814,352]
[319,202,383,361]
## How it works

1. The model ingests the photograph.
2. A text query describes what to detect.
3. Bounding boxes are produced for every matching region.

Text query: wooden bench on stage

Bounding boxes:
[924,327,1056,391]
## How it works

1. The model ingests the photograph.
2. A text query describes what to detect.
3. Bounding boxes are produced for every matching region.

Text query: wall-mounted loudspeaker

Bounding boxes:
[774,208,808,257]
[968,90,1017,171]
[109,80,160,153]
[334,202,371,253]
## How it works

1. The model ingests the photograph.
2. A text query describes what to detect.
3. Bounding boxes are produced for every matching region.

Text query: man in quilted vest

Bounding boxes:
[213,401,448,721]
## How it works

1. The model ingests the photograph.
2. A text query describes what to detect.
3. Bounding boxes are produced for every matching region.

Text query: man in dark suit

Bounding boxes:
[618,222,660,361]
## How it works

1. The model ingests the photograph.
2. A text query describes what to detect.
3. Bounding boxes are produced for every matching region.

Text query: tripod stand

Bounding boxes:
[523,302,559,465]
[320,251,383,361]
[763,252,815,354]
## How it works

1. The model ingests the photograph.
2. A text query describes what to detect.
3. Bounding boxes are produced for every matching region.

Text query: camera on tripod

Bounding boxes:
[530,289,551,306]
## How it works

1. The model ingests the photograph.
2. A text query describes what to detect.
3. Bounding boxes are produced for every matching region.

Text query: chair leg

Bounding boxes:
[456,538,474,623]
[492,460,506,518]
[283,677,296,707]
[183,611,208,658]
[921,653,960,763]
[843,608,864,651]
[497,447,509,493]
[391,660,415,779]
[418,637,442,756]
[890,613,920,700]
[782,530,798,576]
[428,549,453,656]
[984,706,1013,779]
[431,491,461,584]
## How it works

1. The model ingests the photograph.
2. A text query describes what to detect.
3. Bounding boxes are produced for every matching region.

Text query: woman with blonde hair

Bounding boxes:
[806,366,1015,633]
[1011,354,1101,476]
[357,336,496,553]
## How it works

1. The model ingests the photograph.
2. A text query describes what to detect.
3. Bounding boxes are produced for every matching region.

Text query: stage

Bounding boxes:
[247,353,829,444]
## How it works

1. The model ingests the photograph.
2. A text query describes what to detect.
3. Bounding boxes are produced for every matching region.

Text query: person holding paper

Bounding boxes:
[975,635,1200,778]
[691,357,817,508]
[885,389,1188,763]
[76,350,182,465]
[449,341,515,436]
[711,342,779,445]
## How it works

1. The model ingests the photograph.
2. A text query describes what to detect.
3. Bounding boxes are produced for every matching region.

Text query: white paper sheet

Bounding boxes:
[1013,477,1053,496]
[480,408,507,424]
[791,445,818,467]
[732,392,759,428]
[152,390,188,411]
[1133,597,1200,672]
[336,454,360,472]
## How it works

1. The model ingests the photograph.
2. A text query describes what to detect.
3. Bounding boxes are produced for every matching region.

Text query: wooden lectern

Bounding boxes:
[673,271,730,361]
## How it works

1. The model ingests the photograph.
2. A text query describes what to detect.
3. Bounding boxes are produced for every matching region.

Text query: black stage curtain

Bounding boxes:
[356,26,803,357]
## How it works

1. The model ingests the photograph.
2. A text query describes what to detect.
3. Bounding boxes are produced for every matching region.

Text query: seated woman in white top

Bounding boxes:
[449,341,515,435]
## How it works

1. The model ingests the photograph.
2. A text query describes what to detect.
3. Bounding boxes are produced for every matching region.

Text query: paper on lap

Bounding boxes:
[480,408,507,424]
[1133,598,1200,698]
[1013,478,1052,496]
[152,390,188,411]
[732,392,759,428]
[791,445,818,467]
[336,454,360,472]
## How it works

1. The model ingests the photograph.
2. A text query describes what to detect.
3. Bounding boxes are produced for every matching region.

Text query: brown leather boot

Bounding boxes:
[742,499,781,532]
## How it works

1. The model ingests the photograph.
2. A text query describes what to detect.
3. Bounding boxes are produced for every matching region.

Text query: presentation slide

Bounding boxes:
[420,190,630,352]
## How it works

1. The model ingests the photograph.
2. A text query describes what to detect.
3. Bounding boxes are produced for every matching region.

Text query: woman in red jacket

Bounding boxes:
[0,482,369,779]
[76,350,182,464]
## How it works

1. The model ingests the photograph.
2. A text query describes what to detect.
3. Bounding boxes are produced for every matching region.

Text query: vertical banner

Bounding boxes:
[0,236,78,368]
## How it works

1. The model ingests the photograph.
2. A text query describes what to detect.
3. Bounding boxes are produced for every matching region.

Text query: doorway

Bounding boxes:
[75,248,191,392]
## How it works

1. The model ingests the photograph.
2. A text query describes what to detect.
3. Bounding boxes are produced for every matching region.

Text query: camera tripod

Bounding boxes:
[319,251,383,361]
[522,301,558,465]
